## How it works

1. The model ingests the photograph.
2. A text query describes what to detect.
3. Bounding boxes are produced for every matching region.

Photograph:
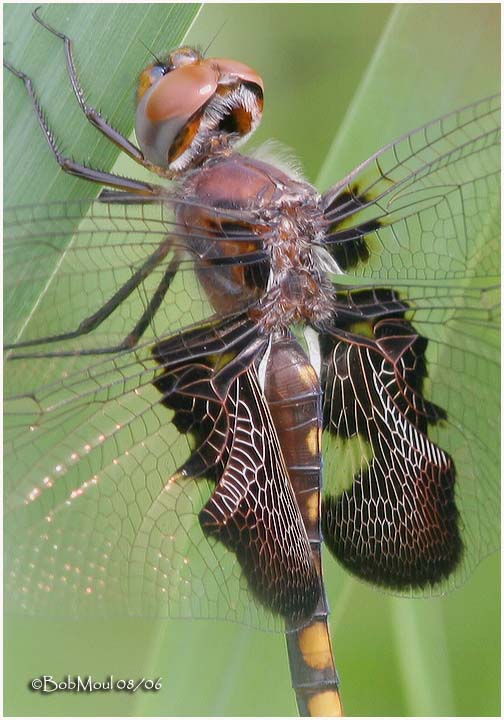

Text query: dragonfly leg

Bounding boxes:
[4,59,158,196]
[118,255,181,350]
[98,190,162,205]
[31,7,150,168]
[5,247,180,357]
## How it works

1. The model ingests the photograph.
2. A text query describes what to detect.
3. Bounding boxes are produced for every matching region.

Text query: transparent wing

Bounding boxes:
[4,198,290,629]
[5,198,265,355]
[320,95,500,594]
[322,94,499,281]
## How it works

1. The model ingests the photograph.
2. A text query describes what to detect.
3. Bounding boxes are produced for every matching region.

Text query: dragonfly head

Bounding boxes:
[135,46,264,174]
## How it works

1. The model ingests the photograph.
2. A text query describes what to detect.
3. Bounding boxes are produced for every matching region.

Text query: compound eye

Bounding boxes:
[211,57,264,92]
[143,63,218,123]
[135,61,218,167]
[170,46,201,68]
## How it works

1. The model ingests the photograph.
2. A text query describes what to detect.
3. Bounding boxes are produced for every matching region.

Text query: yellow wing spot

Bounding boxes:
[348,320,374,338]
[307,689,343,717]
[298,621,333,670]
[208,351,236,370]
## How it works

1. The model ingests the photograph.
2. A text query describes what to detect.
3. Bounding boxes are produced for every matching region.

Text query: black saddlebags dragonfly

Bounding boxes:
[4,7,500,717]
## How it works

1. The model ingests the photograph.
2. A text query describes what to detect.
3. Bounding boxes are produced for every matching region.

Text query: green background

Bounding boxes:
[4,3,500,716]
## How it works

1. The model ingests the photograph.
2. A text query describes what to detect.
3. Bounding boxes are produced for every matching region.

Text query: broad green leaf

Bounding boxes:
[4,5,201,718]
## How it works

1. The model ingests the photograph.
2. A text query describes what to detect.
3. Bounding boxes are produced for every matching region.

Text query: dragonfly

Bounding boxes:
[4,7,500,716]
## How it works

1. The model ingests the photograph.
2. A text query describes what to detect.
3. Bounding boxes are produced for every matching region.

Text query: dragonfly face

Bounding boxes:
[4,5,500,716]
[135,46,263,172]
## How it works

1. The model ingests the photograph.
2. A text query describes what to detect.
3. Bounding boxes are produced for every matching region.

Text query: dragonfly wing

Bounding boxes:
[153,329,320,624]
[322,94,499,279]
[5,308,318,628]
[201,368,319,624]
[319,95,500,593]
[320,289,462,590]
[4,198,266,353]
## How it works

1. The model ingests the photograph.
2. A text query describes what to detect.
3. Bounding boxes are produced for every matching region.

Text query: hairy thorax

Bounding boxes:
[175,151,337,332]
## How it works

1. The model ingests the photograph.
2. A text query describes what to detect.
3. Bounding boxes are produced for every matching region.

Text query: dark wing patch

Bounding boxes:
[152,314,261,482]
[200,368,320,624]
[153,320,319,624]
[323,187,376,270]
[320,289,462,590]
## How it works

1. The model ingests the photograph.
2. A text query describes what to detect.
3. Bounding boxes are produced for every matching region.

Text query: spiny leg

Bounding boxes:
[4,17,178,357]
[118,254,181,351]
[31,6,149,167]
[4,59,158,196]
[6,246,181,357]
[98,190,162,205]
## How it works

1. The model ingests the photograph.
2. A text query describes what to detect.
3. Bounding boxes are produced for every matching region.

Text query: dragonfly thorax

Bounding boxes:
[176,151,336,330]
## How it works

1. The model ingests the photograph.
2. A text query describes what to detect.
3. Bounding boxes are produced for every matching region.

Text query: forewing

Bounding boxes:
[322,94,499,281]
[4,198,266,358]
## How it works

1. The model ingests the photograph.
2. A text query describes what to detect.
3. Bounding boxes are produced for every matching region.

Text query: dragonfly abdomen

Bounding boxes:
[264,335,342,717]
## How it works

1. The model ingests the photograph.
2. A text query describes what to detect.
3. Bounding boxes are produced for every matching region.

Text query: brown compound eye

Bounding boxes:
[135,56,219,169]
[143,62,218,124]
[136,46,203,105]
